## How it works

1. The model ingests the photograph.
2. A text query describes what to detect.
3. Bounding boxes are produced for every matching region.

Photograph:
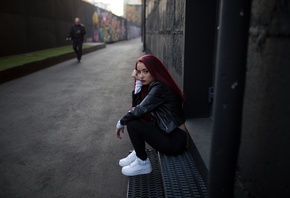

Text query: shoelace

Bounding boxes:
[131,159,147,167]
[130,159,139,167]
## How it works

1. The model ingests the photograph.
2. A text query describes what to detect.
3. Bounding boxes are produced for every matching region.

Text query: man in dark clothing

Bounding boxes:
[67,18,86,62]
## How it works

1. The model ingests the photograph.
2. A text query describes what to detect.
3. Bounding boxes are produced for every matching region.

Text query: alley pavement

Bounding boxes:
[0,38,144,198]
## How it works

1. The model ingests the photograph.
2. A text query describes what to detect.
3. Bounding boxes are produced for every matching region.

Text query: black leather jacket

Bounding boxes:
[69,24,86,40]
[120,81,186,133]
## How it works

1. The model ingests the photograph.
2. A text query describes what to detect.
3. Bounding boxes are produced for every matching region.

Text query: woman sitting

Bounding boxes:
[116,54,188,176]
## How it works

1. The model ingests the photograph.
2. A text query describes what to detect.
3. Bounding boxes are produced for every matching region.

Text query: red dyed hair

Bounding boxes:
[135,54,185,102]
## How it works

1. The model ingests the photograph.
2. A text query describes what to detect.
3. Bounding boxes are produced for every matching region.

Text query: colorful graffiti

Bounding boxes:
[92,10,127,43]
[92,11,99,41]
[128,25,141,40]
[92,6,141,43]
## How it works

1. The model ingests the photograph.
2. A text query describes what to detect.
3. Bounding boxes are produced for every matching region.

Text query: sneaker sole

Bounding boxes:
[121,167,152,176]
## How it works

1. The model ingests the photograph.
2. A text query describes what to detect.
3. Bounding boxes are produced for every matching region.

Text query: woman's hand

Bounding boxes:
[116,127,125,139]
[131,69,139,80]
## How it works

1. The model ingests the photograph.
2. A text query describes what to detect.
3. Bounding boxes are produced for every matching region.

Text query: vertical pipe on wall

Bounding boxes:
[142,0,146,52]
[208,0,251,197]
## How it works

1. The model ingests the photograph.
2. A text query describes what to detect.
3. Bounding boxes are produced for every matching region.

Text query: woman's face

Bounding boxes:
[136,62,154,85]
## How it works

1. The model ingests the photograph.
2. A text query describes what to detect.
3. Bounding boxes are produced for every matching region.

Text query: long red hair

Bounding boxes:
[135,54,185,102]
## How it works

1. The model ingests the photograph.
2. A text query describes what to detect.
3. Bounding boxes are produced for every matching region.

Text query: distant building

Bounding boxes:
[82,0,112,12]
[124,0,142,5]
[124,0,142,26]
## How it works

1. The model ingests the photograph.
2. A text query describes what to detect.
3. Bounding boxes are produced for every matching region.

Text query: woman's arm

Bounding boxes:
[134,80,142,94]
[132,69,142,106]
[120,82,165,125]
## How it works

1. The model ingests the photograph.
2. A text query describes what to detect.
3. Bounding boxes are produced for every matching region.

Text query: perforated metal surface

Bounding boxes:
[127,149,165,198]
[159,150,208,198]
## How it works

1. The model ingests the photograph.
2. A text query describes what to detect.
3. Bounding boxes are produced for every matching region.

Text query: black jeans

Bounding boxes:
[127,119,187,160]
[72,39,83,60]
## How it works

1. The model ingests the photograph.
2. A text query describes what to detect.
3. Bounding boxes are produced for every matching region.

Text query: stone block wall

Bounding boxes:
[145,0,184,87]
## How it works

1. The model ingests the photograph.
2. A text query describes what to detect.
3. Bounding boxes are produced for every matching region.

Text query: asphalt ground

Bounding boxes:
[0,38,144,198]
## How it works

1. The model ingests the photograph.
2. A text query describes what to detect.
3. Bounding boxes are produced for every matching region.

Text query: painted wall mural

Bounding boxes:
[92,9,129,43]
[128,25,141,40]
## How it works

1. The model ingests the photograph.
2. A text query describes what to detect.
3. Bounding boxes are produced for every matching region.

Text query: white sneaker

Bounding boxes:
[119,150,136,167]
[121,157,152,176]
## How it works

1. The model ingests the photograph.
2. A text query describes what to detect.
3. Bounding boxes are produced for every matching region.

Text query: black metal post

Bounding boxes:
[142,0,146,52]
[208,0,251,197]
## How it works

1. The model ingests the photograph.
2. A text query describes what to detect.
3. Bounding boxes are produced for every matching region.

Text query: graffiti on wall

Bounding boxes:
[92,6,142,43]
[92,9,127,43]
[128,25,141,40]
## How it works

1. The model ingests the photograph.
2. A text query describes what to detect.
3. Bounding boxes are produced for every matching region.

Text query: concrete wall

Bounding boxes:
[235,0,290,197]
[145,0,185,88]
[0,0,141,57]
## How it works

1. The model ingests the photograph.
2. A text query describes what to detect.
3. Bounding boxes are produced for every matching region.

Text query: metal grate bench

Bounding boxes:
[127,149,208,198]
[159,150,208,198]
[127,150,164,198]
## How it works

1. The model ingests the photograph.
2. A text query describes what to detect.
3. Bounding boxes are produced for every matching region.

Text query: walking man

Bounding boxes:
[67,17,86,63]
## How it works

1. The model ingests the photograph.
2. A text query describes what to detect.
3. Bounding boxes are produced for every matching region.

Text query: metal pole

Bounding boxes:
[208,0,251,197]
[142,0,146,52]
